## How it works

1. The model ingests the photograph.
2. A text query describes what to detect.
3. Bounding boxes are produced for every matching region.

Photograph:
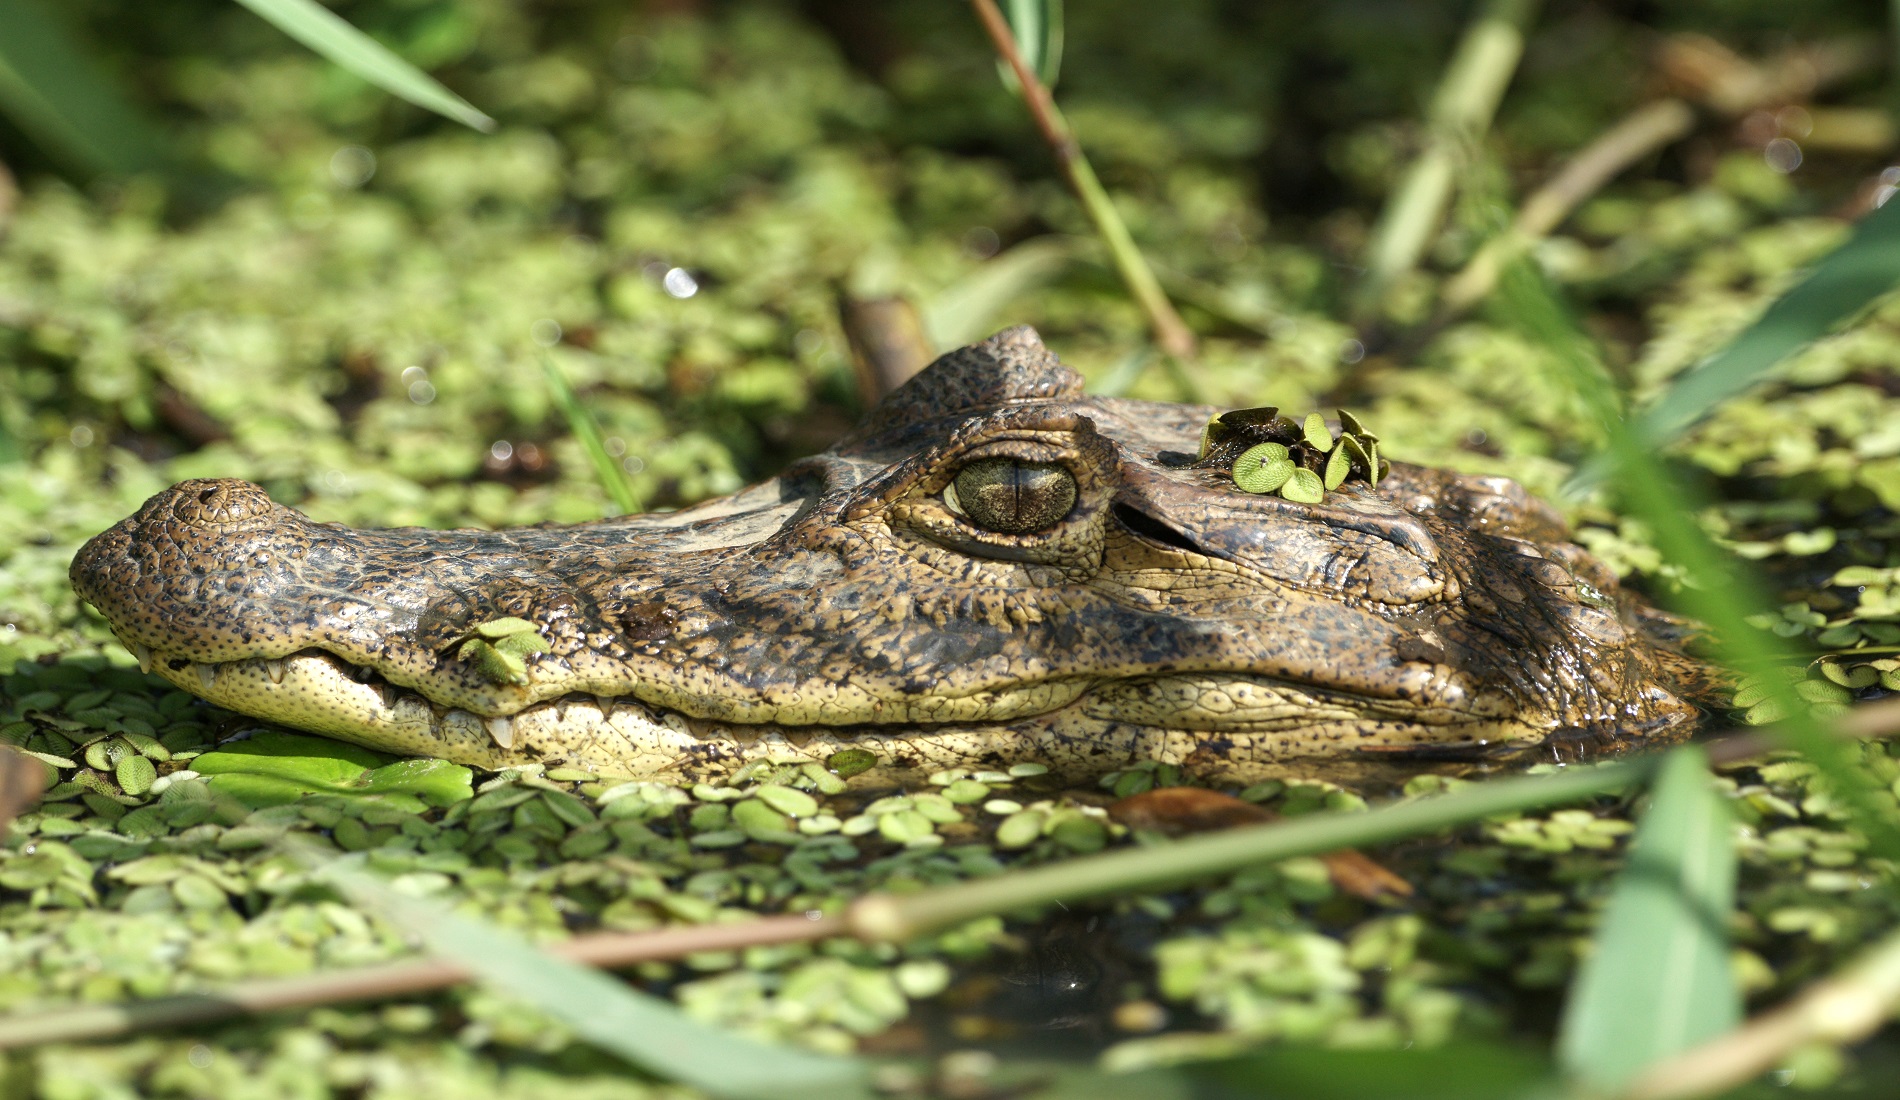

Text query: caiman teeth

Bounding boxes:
[380,683,400,708]
[486,715,515,750]
[265,658,286,685]
[594,694,616,721]
[195,663,217,692]
[131,643,153,674]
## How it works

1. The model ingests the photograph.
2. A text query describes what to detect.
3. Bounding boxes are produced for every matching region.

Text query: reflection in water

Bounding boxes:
[890,909,1174,1061]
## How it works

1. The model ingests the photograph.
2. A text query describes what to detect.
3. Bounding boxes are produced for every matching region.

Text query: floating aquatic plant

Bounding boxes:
[1200,406,1389,504]
[454,617,552,686]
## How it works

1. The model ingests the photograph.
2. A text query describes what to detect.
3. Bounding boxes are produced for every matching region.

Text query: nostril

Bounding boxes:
[166,479,276,528]
[1112,503,1203,554]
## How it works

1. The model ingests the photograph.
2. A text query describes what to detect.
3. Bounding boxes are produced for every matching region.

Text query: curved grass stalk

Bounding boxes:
[1495,261,1900,861]
[230,0,493,132]
[969,0,1196,363]
[1353,0,1539,322]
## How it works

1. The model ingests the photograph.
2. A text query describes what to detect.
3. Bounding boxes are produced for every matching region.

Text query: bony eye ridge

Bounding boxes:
[947,457,1077,534]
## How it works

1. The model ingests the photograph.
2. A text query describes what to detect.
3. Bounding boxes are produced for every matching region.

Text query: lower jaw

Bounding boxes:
[129,642,1539,784]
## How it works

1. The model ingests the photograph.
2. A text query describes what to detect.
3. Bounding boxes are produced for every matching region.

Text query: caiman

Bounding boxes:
[69,327,1701,783]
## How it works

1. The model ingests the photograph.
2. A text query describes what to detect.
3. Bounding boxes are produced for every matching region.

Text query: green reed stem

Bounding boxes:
[1354,0,1539,322]
[847,756,1652,942]
[541,352,638,517]
[969,0,1196,363]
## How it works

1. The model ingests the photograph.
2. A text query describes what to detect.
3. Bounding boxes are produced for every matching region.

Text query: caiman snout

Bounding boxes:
[72,478,319,663]
[70,328,1707,782]
[164,478,279,529]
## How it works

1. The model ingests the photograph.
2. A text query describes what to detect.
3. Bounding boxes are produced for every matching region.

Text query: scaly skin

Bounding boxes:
[69,327,1701,782]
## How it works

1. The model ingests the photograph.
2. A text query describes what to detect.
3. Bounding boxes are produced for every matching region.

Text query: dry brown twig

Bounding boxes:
[1656,34,1882,119]
[1439,99,1696,316]
[1437,31,1885,319]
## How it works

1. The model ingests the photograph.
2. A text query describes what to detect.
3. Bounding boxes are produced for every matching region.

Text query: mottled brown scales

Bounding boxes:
[70,327,1702,783]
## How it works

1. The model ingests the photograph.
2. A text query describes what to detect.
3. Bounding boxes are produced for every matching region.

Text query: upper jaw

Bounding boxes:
[1112,463,1452,607]
[70,458,1675,750]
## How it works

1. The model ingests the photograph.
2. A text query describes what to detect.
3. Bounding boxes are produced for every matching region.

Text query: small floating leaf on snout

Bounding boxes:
[494,632,550,659]
[1197,414,1221,459]
[456,618,553,685]
[458,639,529,685]
[1232,443,1295,494]
[1323,443,1352,491]
[1302,412,1333,451]
[826,748,878,780]
[1216,406,1280,430]
[1281,468,1325,504]
[1336,408,1374,441]
[473,617,541,640]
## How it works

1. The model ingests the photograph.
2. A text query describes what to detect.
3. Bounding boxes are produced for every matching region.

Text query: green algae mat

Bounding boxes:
[3,2,1900,1097]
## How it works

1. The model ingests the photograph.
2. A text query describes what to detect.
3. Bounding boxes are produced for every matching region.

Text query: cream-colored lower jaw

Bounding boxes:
[125,641,1535,784]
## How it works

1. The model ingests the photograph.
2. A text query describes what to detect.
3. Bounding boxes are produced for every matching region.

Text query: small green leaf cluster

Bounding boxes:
[453,617,551,686]
[991,798,1117,853]
[1732,666,1857,725]
[1198,406,1389,504]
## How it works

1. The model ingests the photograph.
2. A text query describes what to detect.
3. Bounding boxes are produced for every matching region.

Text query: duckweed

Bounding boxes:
[0,0,1895,1088]
[1203,406,1388,505]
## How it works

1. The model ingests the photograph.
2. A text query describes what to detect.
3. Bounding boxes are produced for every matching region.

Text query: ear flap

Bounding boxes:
[853,326,1084,438]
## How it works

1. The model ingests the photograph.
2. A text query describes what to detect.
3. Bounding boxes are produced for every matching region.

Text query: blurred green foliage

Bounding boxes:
[2,0,1900,1095]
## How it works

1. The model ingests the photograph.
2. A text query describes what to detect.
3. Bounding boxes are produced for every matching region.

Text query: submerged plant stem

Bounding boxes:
[845,756,1652,942]
[968,0,1196,362]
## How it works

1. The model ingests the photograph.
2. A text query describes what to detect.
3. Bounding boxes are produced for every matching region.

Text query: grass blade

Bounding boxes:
[921,236,1075,350]
[1557,746,1739,1092]
[1575,193,1900,487]
[1494,260,1900,860]
[321,851,873,1100]
[541,353,639,517]
[1001,0,1063,88]
[1624,922,1900,1099]
[0,0,167,175]
[228,0,494,132]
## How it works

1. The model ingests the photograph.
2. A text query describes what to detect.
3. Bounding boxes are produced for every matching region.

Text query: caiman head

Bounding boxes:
[70,327,1698,782]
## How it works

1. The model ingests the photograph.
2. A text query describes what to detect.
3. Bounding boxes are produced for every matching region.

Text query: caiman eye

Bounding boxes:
[945,457,1077,534]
